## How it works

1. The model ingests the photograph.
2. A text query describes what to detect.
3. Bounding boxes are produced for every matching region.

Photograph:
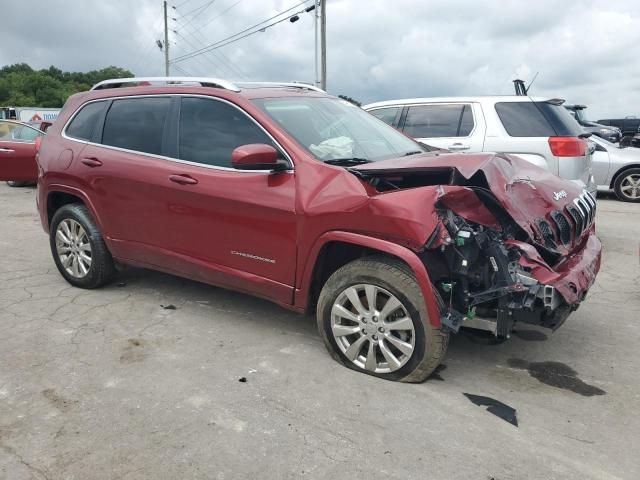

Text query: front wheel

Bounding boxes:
[613,168,640,202]
[49,204,116,288]
[316,256,448,382]
[6,181,28,187]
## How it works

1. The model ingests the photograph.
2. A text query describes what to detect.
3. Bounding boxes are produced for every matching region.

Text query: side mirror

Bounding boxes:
[232,143,281,170]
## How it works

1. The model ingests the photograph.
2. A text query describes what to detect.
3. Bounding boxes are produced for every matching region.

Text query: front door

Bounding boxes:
[158,96,297,303]
[0,120,41,181]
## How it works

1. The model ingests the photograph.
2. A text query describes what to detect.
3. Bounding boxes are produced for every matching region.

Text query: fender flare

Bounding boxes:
[295,231,441,327]
[44,184,105,233]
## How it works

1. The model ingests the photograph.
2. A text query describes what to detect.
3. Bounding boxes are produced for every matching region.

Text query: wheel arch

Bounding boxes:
[609,163,640,189]
[296,231,441,327]
[46,186,104,233]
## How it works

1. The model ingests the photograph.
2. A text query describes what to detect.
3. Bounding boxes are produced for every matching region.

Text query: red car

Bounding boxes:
[10,77,602,382]
[0,119,52,186]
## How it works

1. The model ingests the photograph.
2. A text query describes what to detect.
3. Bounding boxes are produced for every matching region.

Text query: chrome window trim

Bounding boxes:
[61,93,294,174]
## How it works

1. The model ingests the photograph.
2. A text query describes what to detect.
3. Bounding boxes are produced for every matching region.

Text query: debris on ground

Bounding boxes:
[238,377,247,383]
[463,393,518,427]
[160,304,177,310]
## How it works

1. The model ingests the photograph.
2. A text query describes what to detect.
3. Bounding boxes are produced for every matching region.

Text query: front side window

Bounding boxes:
[0,121,42,142]
[66,101,107,141]
[403,104,472,138]
[369,107,399,126]
[253,97,422,163]
[178,97,276,168]
[14,125,42,142]
[102,97,171,155]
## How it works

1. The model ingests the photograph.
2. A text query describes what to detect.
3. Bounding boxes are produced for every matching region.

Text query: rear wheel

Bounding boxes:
[613,168,640,202]
[6,181,28,187]
[316,256,448,382]
[49,204,115,288]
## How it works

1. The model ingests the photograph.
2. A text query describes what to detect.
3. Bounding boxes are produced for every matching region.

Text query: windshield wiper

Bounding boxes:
[324,157,371,166]
[403,150,423,156]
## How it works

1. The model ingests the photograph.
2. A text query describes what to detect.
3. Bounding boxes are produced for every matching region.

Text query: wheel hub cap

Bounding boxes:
[55,219,92,278]
[331,284,415,374]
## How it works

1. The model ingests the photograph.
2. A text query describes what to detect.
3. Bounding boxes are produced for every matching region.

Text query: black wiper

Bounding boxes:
[403,150,423,156]
[324,157,371,166]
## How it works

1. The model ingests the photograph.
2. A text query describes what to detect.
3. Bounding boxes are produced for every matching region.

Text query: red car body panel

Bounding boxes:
[0,120,51,182]
[33,85,602,331]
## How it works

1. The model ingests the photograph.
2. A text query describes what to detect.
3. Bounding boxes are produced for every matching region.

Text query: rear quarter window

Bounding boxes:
[65,101,107,141]
[369,107,399,126]
[495,102,582,137]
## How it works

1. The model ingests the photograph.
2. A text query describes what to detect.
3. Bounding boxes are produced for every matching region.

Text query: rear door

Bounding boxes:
[0,120,42,181]
[398,103,485,152]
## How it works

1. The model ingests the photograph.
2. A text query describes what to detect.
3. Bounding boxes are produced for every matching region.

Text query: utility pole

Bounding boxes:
[163,0,170,76]
[320,0,326,90]
[314,1,319,88]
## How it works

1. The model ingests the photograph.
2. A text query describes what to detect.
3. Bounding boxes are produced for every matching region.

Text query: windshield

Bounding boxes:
[252,97,424,162]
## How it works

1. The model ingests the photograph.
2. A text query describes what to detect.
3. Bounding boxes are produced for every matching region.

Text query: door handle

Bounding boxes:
[448,143,470,150]
[169,174,198,185]
[0,148,15,153]
[81,157,103,167]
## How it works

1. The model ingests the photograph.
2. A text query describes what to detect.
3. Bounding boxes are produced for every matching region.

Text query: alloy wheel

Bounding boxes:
[620,173,640,200]
[331,284,415,373]
[55,219,92,278]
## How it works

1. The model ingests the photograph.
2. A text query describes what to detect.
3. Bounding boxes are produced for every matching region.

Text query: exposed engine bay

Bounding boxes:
[353,153,602,338]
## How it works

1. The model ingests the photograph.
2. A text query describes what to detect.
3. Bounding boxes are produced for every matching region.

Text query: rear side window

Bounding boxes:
[66,101,107,141]
[495,102,583,137]
[369,107,399,126]
[403,104,473,138]
[102,97,171,155]
[178,97,274,168]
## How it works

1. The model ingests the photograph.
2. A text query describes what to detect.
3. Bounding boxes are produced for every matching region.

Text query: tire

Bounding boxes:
[6,181,28,187]
[613,167,640,203]
[49,203,115,288]
[316,255,449,383]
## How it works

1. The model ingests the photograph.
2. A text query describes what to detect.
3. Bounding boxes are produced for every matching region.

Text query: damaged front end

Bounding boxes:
[356,152,602,338]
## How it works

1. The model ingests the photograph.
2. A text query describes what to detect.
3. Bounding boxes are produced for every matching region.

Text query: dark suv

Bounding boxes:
[15,77,602,382]
[564,104,622,143]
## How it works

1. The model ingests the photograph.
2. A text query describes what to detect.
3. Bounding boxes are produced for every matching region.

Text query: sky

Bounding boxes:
[2,0,639,119]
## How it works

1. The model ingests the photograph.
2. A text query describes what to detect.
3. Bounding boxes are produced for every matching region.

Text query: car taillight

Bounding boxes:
[548,136,586,157]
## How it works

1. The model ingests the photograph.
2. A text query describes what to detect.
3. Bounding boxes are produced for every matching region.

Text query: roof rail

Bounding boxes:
[90,77,241,92]
[235,82,325,93]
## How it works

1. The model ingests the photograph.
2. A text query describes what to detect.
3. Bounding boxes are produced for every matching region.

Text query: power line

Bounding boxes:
[178,0,216,19]
[171,0,312,64]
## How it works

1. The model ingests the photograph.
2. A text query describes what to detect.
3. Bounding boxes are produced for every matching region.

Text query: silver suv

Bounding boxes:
[363,96,596,194]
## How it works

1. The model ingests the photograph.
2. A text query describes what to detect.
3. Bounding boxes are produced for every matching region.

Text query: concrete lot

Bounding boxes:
[0,183,638,480]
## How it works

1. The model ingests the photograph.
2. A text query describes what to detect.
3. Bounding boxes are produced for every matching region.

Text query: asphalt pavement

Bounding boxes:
[0,183,638,480]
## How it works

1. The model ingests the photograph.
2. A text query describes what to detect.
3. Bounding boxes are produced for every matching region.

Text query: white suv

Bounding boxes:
[363,96,596,194]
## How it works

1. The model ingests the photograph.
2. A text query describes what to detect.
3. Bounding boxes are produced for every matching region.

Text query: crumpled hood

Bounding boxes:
[354,152,590,252]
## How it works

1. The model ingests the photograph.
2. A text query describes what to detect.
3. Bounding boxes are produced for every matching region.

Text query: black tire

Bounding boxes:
[49,203,116,288]
[6,181,28,187]
[316,255,449,383]
[613,167,640,203]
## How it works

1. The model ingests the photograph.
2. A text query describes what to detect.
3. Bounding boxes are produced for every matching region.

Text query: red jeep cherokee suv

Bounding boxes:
[34,77,601,382]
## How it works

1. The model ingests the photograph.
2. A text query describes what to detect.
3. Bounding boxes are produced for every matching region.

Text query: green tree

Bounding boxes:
[0,63,134,108]
[338,95,362,107]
